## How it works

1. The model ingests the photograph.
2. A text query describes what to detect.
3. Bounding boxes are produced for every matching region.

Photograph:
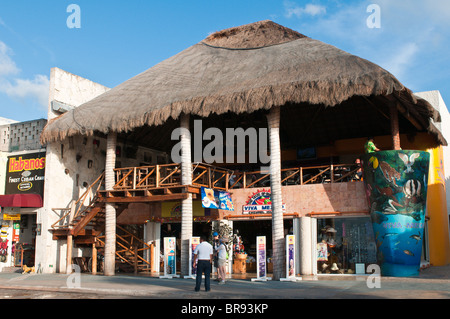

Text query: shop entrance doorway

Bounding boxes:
[232,219,293,274]
[13,213,37,268]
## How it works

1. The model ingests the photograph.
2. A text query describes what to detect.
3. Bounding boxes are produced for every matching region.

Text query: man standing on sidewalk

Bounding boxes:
[193,236,214,292]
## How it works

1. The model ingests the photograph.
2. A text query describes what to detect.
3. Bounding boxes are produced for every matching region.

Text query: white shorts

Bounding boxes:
[218,258,227,267]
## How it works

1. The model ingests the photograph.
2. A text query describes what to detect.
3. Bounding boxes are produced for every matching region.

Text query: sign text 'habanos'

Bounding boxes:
[5,153,46,195]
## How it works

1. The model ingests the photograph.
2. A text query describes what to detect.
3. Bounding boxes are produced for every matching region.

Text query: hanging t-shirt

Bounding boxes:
[364,140,377,153]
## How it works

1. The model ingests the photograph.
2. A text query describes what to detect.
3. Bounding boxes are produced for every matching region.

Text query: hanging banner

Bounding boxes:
[362,150,430,277]
[185,236,200,279]
[252,236,271,281]
[201,187,234,211]
[218,191,234,211]
[159,237,179,278]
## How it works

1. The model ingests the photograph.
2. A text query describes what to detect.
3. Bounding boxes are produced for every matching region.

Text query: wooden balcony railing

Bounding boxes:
[114,162,361,191]
[113,163,233,191]
[229,163,361,189]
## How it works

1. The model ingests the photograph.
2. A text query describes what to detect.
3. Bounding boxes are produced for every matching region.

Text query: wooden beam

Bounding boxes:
[66,234,73,274]
[92,242,97,275]
[99,193,190,203]
[390,104,401,150]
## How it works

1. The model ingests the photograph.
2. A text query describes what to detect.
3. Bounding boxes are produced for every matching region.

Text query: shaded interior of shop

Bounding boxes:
[8,213,37,268]
[317,217,377,274]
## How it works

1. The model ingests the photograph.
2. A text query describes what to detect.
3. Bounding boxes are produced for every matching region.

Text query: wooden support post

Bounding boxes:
[225,172,229,191]
[66,234,73,274]
[390,104,401,150]
[134,245,138,274]
[66,200,76,274]
[92,242,97,275]
[208,167,211,188]
[156,165,160,188]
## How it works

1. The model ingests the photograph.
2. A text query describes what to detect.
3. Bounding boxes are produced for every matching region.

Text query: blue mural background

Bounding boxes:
[362,150,430,277]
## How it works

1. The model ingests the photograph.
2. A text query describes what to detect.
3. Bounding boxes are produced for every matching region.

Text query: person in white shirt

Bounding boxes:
[193,236,213,292]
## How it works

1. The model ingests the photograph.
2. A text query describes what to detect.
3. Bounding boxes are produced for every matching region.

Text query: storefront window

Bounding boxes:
[317,217,377,274]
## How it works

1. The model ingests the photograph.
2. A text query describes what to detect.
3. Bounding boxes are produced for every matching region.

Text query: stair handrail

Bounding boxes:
[51,172,105,229]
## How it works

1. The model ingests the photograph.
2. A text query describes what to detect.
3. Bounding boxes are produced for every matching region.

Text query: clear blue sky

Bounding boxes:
[1,0,449,122]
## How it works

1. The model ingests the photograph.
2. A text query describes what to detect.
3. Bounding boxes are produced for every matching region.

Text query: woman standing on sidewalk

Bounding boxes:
[216,237,229,284]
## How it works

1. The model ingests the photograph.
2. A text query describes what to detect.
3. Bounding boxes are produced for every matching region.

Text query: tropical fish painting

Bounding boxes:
[409,233,421,244]
[362,150,430,277]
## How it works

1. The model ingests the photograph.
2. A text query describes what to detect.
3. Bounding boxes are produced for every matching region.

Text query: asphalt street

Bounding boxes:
[0,266,447,317]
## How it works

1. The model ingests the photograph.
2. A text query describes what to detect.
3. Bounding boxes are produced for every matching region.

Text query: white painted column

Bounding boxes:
[180,114,193,277]
[267,106,285,280]
[104,132,117,276]
[299,216,315,275]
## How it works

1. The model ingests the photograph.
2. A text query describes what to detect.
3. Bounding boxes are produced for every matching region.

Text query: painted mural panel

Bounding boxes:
[362,150,429,277]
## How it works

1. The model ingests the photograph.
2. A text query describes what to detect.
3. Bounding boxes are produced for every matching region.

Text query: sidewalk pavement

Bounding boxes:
[0,264,448,299]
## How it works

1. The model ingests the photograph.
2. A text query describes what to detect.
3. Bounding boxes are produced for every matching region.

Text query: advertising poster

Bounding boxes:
[281,235,300,281]
[286,235,295,277]
[12,221,20,242]
[201,187,234,211]
[362,150,430,277]
[5,153,46,196]
[190,237,200,278]
[317,242,328,261]
[160,237,179,278]
[252,236,271,281]
[218,192,234,211]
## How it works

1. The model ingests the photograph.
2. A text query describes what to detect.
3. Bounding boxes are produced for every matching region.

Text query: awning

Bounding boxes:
[0,194,43,208]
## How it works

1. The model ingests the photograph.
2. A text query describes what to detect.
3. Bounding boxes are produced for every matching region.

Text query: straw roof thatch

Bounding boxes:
[41,20,445,146]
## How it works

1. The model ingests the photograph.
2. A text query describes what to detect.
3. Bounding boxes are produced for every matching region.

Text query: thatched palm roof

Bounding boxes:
[41,20,445,146]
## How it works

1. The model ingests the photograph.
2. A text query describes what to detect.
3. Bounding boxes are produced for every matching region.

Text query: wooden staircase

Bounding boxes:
[50,163,229,273]
[51,173,154,273]
[51,173,106,242]
[97,225,153,273]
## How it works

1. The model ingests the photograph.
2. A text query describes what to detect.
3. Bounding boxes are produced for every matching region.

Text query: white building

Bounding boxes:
[415,90,450,216]
[35,67,168,273]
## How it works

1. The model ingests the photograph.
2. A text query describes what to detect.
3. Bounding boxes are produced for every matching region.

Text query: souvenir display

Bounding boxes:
[317,218,377,274]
